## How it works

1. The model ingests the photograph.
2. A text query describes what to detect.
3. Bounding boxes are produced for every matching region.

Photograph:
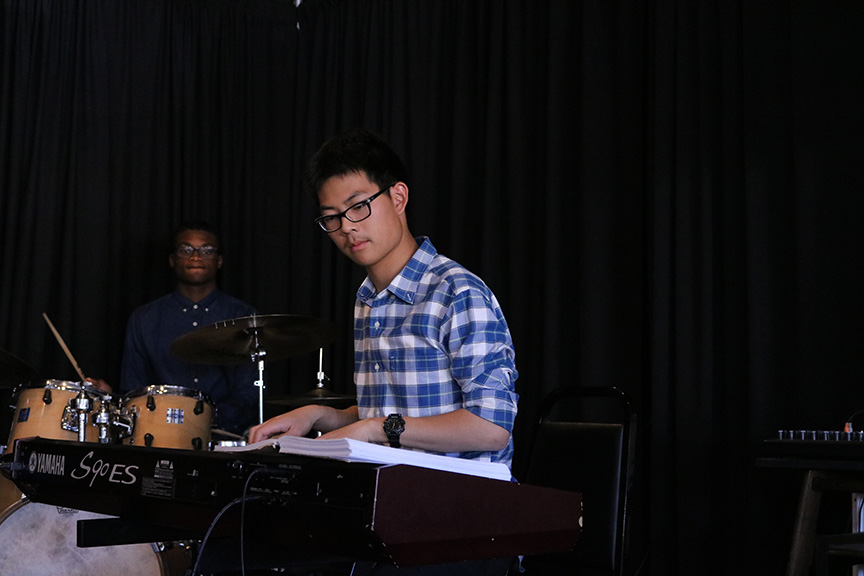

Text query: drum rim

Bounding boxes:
[17,379,108,397]
[123,385,213,405]
[0,493,27,524]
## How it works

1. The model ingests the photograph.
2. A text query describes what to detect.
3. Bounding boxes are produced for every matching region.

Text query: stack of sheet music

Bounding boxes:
[216,435,513,482]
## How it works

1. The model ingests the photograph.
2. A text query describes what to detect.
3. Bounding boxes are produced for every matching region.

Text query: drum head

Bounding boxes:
[0,499,166,575]
[123,385,212,406]
[37,379,108,398]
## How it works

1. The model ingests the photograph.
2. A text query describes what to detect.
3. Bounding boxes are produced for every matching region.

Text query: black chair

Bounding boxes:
[518,386,642,576]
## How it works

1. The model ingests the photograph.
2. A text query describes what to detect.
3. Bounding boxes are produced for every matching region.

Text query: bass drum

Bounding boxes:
[0,477,191,575]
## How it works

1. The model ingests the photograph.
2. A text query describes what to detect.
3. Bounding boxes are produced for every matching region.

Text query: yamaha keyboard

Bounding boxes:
[5,438,582,568]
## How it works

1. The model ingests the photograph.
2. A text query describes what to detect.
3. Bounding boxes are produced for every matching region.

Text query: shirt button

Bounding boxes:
[192,322,198,327]
[193,304,198,309]
[193,378,199,383]
[374,363,380,371]
[374,321,381,328]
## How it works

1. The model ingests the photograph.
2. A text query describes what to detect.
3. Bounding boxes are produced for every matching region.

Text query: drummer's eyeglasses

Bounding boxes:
[314,184,396,233]
[174,245,220,259]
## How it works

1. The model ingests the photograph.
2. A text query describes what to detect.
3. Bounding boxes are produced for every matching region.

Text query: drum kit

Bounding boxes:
[0,313,354,576]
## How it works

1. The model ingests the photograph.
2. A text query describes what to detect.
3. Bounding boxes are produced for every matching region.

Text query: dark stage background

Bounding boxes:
[2,0,864,573]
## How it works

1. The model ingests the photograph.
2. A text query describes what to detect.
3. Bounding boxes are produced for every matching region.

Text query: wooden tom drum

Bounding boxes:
[6,380,107,453]
[122,385,213,450]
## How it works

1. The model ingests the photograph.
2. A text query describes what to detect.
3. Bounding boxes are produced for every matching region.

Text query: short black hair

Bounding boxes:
[304,128,409,198]
[170,221,221,253]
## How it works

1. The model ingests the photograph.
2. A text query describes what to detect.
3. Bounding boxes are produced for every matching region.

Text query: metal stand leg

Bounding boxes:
[788,470,822,576]
[853,493,864,576]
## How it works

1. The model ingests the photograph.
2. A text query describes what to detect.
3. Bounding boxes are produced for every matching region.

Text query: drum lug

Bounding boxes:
[146,395,156,411]
[42,389,52,404]
[144,433,154,447]
[194,399,204,415]
[192,437,202,451]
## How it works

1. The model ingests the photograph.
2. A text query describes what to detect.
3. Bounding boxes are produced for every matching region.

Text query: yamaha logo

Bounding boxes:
[29,452,67,476]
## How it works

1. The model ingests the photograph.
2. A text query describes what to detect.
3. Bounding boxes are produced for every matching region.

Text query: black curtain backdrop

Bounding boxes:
[2,0,863,573]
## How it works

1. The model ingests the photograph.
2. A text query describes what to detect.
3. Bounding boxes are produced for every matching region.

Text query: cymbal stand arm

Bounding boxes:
[255,358,265,424]
[316,348,327,389]
[249,327,266,425]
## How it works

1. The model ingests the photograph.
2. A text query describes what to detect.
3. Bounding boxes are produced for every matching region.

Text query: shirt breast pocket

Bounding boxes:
[388,345,449,374]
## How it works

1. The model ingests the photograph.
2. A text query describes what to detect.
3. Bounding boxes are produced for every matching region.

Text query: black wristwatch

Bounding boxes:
[383,413,405,448]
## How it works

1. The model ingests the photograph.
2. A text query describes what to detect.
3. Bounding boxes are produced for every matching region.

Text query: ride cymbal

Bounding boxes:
[0,349,40,388]
[170,314,340,365]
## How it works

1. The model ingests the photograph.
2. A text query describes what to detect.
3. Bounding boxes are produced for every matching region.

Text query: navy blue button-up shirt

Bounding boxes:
[120,289,258,434]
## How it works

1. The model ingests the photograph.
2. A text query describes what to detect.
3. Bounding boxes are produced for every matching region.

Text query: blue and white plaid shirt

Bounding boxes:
[354,237,519,467]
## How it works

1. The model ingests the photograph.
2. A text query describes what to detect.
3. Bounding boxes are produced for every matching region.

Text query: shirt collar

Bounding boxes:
[357,236,436,306]
[171,288,221,308]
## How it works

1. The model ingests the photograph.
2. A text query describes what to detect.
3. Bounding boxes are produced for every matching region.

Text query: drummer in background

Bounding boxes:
[250,129,518,576]
[117,221,259,436]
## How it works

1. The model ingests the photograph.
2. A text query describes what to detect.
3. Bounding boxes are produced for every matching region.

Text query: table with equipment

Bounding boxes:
[758,432,864,576]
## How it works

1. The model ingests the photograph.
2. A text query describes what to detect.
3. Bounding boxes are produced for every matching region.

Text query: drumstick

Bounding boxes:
[42,312,88,383]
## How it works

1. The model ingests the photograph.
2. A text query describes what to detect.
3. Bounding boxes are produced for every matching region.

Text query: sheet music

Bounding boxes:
[215,436,513,482]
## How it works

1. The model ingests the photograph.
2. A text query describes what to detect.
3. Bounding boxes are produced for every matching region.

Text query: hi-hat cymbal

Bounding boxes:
[170,314,340,365]
[265,386,356,409]
[0,348,40,388]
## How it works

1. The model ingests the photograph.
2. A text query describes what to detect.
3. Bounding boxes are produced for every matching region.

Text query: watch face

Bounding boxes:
[384,414,405,434]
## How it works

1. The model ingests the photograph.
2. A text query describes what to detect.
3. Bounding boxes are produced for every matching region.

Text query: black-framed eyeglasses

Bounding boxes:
[314,183,396,233]
[174,244,219,259]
